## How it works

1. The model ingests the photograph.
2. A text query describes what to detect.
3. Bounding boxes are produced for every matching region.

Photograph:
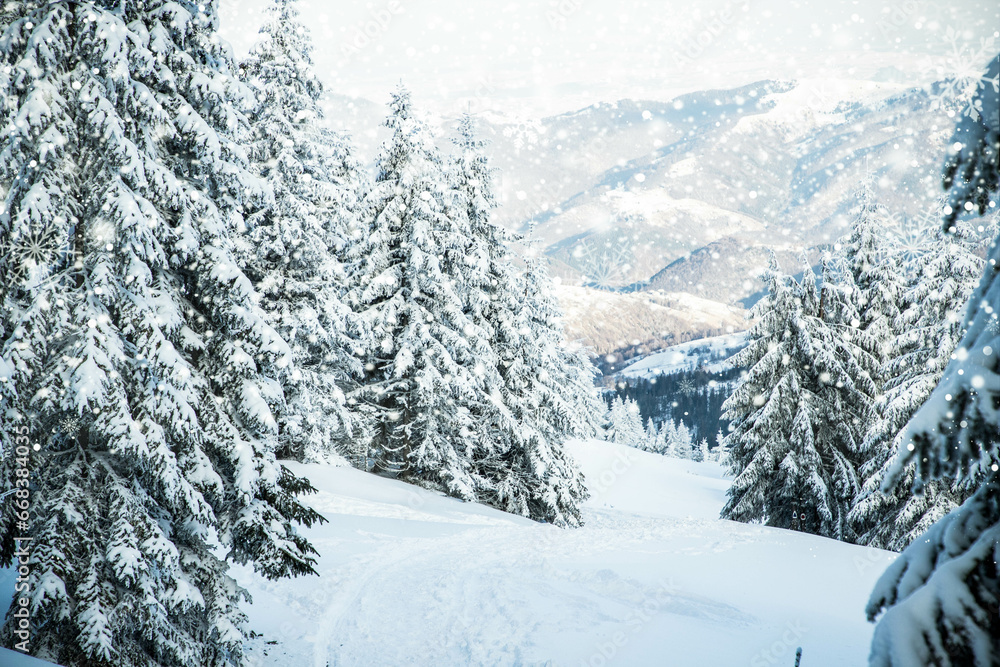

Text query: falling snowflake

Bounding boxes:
[888,202,942,266]
[921,28,999,119]
[573,236,635,289]
[987,313,1000,336]
[58,415,82,436]
[0,224,63,284]
[678,379,697,396]
[501,119,543,152]
[890,226,932,267]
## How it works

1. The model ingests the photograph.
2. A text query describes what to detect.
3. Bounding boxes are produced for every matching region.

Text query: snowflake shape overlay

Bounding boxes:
[58,415,82,436]
[921,28,999,120]
[986,313,1000,336]
[574,236,635,289]
[888,202,942,266]
[501,119,543,152]
[0,224,62,284]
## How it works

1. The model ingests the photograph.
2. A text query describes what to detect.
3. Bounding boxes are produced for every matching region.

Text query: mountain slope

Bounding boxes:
[486,79,954,293]
[645,237,812,306]
[227,440,896,666]
[553,285,745,358]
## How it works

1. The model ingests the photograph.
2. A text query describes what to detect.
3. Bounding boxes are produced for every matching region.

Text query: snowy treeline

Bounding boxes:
[721,54,1000,666]
[605,395,723,463]
[608,358,742,451]
[721,177,984,544]
[865,54,1000,667]
[0,1,602,664]
[344,92,603,524]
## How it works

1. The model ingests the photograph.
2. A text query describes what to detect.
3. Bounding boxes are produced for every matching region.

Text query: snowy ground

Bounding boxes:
[234,440,896,666]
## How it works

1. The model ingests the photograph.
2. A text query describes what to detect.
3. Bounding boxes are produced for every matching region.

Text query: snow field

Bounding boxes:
[234,440,896,666]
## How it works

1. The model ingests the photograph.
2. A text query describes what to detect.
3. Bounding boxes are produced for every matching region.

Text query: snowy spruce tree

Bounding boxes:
[942,55,1000,225]
[657,419,691,459]
[606,396,647,450]
[721,258,875,539]
[669,420,694,459]
[644,417,664,454]
[836,176,907,380]
[448,115,591,525]
[345,87,489,501]
[238,0,363,461]
[515,251,606,444]
[714,429,729,464]
[0,4,323,665]
[849,226,983,550]
[694,438,709,463]
[867,54,1000,667]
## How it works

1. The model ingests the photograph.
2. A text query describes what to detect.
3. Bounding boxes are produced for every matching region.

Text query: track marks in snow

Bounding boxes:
[238,443,890,666]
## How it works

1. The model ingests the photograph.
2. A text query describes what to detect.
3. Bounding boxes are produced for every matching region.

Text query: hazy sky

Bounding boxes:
[219,0,999,116]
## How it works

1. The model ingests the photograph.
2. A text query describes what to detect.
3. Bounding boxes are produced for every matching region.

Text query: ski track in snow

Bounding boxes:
[236,441,896,666]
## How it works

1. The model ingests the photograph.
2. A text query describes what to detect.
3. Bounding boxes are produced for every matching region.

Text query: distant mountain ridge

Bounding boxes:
[318,78,955,356]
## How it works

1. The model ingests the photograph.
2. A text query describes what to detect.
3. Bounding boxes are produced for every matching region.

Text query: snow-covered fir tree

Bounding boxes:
[658,420,675,456]
[694,438,709,463]
[849,225,983,550]
[714,429,729,464]
[654,420,669,455]
[516,252,606,444]
[0,4,325,665]
[670,421,694,459]
[656,419,690,459]
[722,258,876,539]
[606,396,647,450]
[941,55,1000,225]
[644,417,664,454]
[836,176,907,381]
[448,115,591,525]
[345,87,489,501]
[867,54,1000,667]
[238,0,363,462]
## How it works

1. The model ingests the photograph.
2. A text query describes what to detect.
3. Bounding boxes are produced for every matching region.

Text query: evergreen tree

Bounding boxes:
[867,54,1000,666]
[448,116,590,526]
[850,226,983,550]
[837,177,907,380]
[673,421,694,459]
[695,438,709,463]
[517,253,606,442]
[345,87,486,501]
[0,4,324,665]
[238,0,363,461]
[714,429,729,464]
[660,420,678,457]
[660,419,693,459]
[942,55,1000,225]
[644,417,662,453]
[654,419,670,454]
[346,98,595,526]
[606,396,646,450]
[722,259,875,539]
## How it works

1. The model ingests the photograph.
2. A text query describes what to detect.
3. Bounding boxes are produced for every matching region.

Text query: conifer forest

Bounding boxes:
[0,1,998,665]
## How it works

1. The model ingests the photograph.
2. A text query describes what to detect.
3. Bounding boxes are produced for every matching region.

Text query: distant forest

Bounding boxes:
[606,341,746,449]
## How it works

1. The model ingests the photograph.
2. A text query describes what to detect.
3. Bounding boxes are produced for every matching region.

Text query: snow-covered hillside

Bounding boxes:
[555,286,745,357]
[617,332,748,380]
[231,441,895,666]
